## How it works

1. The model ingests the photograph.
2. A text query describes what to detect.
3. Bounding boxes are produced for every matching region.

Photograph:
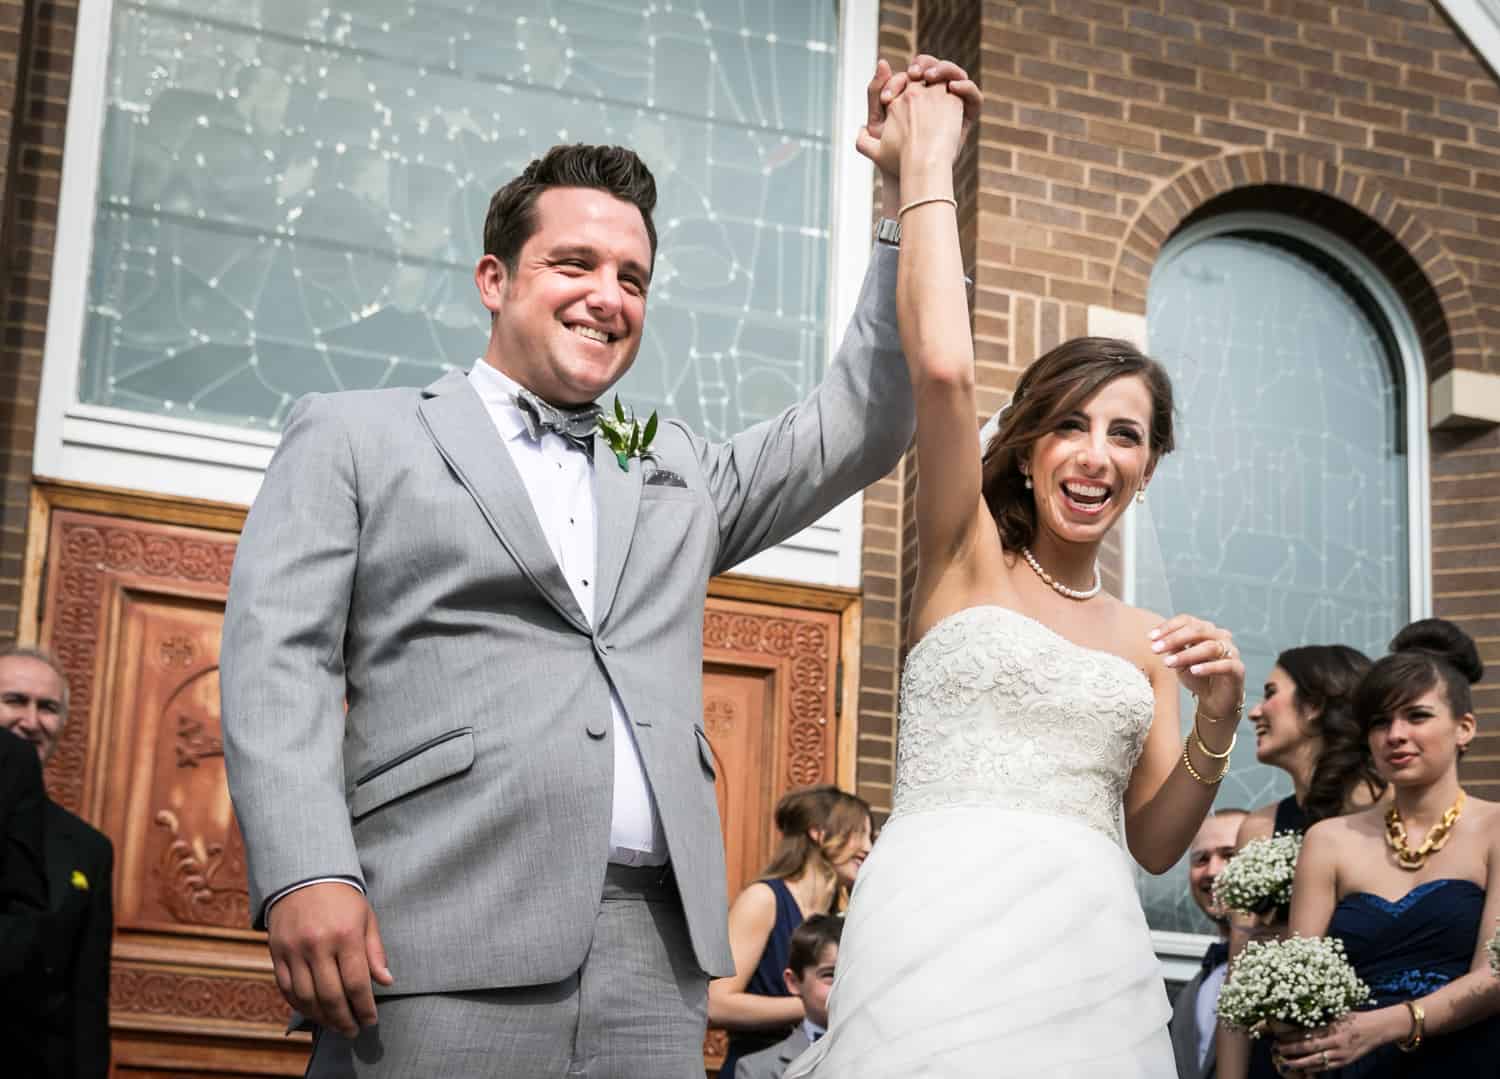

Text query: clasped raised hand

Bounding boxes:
[856,54,981,188]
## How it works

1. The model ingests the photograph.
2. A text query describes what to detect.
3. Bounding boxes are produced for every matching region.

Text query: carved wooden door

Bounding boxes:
[36,503,841,1077]
[38,508,306,1077]
[699,596,841,1075]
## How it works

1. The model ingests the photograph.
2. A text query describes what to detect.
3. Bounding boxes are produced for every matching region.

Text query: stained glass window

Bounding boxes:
[80,0,839,441]
[1138,222,1412,935]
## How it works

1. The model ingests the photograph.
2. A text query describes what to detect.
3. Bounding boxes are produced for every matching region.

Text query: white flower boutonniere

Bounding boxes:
[596,395,658,472]
[1487,919,1499,977]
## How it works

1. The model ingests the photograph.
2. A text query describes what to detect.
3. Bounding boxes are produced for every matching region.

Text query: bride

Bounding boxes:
[786,69,1248,1077]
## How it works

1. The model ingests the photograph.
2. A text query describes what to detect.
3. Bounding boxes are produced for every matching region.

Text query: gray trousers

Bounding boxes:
[305,865,709,1078]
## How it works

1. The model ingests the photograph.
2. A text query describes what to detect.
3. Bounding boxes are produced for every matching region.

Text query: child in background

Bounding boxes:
[734,915,842,1079]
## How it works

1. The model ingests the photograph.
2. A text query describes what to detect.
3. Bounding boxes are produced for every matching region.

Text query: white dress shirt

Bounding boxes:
[467,359,666,865]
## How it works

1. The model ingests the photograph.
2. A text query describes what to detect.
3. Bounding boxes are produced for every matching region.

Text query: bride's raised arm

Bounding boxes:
[875,80,987,627]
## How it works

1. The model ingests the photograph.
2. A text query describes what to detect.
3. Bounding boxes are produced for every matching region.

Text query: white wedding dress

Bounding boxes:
[784,605,1175,1078]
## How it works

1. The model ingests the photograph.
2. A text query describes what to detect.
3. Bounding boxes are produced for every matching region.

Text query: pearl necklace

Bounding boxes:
[1385,789,1465,871]
[1021,546,1102,601]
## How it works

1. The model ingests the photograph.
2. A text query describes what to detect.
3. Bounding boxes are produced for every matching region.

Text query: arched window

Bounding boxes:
[1137,211,1429,938]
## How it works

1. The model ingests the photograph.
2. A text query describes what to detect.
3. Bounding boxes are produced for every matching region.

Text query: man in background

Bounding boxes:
[0,646,114,1078]
[1169,808,1246,1079]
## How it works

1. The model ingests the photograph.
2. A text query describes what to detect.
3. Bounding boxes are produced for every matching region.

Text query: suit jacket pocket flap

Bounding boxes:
[351,728,475,819]
[694,725,716,778]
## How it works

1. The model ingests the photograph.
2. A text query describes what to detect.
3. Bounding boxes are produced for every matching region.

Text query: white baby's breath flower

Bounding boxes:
[1488,919,1499,977]
[1217,935,1371,1034]
[1213,832,1302,916]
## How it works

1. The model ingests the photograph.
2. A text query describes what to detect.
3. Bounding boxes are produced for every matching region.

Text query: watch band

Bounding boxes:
[874,217,901,246]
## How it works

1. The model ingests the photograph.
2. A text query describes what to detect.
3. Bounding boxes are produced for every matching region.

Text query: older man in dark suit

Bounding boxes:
[1169,809,1247,1079]
[0,646,114,1079]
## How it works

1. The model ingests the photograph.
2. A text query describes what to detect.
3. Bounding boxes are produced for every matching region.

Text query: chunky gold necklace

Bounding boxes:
[1385,790,1465,871]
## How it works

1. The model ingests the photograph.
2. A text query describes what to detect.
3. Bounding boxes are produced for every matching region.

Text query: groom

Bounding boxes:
[221,57,978,1076]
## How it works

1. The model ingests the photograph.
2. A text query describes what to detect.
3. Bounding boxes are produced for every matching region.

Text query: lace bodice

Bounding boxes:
[891,605,1155,841]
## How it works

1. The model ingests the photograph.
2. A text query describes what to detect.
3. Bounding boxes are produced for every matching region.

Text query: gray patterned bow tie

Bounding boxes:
[514,388,601,453]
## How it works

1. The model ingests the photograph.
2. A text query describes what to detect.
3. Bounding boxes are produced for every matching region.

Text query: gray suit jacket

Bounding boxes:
[1170,967,1217,1079]
[220,245,911,995]
[734,1026,812,1079]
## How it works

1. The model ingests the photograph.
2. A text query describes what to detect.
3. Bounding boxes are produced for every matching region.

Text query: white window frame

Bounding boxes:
[1131,210,1434,973]
[37,0,880,587]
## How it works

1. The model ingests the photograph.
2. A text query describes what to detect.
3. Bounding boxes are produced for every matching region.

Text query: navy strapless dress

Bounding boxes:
[1324,879,1500,1077]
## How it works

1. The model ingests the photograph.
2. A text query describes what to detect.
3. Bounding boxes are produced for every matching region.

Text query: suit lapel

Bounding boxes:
[591,428,642,628]
[418,371,589,633]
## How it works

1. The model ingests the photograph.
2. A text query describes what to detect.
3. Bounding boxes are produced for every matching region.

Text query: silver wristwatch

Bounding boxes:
[874,217,901,246]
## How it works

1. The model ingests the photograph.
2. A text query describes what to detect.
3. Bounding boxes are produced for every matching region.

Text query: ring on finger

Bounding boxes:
[1321,1049,1330,1069]
[1217,640,1230,660]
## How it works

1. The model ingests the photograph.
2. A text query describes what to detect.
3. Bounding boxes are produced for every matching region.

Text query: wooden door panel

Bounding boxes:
[39,511,304,1076]
[109,589,248,938]
[702,662,774,901]
[699,598,840,1075]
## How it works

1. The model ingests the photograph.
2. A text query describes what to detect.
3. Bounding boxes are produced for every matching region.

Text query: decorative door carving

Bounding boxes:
[34,497,846,1077]
[39,508,305,1076]
[699,596,841,1075]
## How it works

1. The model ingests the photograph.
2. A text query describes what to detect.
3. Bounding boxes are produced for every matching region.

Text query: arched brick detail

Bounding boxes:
[1111,150,1483,381]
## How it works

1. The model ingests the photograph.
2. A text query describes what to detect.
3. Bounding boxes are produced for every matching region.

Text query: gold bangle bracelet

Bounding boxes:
[1192,724,1236,761]
[897,195,958,218]
[1397,1000,1424,1052]
[1194,704,1241,725]
[1182,736,1230,785]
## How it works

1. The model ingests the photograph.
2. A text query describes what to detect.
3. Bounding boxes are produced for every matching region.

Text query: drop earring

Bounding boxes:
[1023,473,1033,490]
[1135,488,1146,505]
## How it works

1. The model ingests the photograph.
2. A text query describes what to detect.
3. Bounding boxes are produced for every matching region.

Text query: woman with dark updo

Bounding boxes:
[1272,619,1500,1075]
[1217,644,1387,1079]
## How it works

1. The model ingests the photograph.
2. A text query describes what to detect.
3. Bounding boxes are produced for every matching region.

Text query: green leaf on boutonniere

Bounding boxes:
[597,395,658,472]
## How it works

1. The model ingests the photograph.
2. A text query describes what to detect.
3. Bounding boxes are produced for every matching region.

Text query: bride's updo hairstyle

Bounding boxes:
[761,784,872,884]
[981,337,1176,551]
[1275,644,1382,824]
[1355,618,1484,755]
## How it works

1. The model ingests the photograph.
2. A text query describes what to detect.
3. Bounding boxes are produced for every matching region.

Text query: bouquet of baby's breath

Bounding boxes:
[1488,920,1499,977]
[1212,832,1302,916]
[1217,936,1371,1034]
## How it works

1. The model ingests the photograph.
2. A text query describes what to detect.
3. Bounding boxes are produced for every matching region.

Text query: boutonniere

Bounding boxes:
[70,869,89,891]
[596,396,658,472]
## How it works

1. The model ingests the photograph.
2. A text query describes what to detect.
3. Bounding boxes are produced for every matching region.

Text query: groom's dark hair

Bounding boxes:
[483,143,659,273]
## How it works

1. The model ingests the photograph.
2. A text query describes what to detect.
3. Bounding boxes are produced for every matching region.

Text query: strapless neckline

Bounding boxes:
[1339,878,1482,916]
[908,604,1151,691]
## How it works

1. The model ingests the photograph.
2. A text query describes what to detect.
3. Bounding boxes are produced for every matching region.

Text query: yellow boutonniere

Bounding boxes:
[70,869,89,891]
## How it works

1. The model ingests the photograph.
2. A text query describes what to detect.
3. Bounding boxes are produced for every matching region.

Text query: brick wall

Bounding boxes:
[0,0,73,642]
[867,0,1500,798]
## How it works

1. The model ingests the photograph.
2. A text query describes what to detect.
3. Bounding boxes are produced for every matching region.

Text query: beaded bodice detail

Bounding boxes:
[891,605,1154,841]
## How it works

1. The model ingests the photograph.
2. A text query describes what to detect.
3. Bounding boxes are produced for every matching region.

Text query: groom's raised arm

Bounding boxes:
[695,55,978,574]
[696,241,912,576]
